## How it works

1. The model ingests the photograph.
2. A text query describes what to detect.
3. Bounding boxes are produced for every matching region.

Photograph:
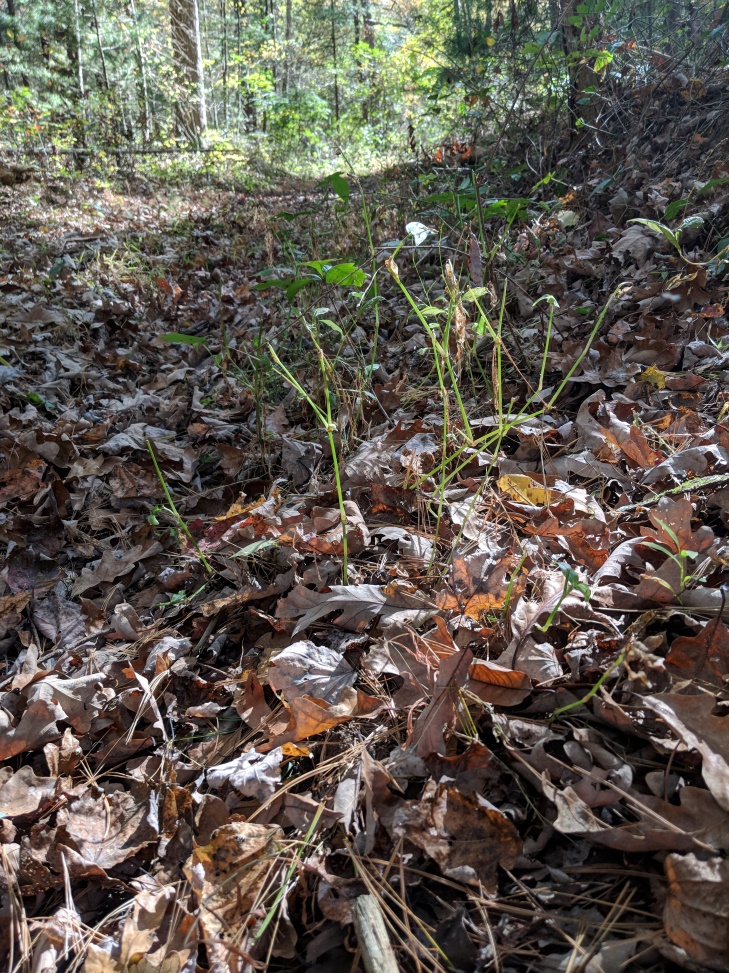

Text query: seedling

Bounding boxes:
[537,562,591,634]
[643,518,708,596]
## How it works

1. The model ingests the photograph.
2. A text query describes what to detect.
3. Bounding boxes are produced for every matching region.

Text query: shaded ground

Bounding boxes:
[1,113,729,973]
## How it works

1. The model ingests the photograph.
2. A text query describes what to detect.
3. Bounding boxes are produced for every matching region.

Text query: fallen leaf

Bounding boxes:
[184,822,283,971]
[391,782,521,891]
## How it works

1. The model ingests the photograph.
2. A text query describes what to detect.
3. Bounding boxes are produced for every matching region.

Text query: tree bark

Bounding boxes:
[331,0,339,122]
[198,0,217,127]
[560,0,597,134]
[284,0,292,93]
[90,0,109,91]
[129,0,151,141]
[221,0,228,128]
[170,0,207,139]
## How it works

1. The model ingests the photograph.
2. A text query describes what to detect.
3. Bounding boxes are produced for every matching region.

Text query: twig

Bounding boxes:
[352,894,399,973]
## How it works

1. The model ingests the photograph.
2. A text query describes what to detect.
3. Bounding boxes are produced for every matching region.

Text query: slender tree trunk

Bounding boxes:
[90,0,110,91]
[269,0,277,92]
[284,0,292,94]
[199,0,217,127]
[129,0,151,142]
[2,0,14,89]
[560,0,597,132]
[360,0,373,120]
[170,0,207,139]
[73,0,86,100]
[331,0,339,122]
[221,0,228,129]
[361,0,374,46]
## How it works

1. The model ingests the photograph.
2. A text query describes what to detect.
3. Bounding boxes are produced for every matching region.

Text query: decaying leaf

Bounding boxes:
[184,822,284,971]
[664,853,729,970]
[391,782,521,891]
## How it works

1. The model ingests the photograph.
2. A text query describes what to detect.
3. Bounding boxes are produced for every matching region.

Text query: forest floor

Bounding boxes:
[2,98,729,973]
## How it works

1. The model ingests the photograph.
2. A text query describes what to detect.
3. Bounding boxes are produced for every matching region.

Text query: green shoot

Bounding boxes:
[146,440,213,576]
[536,562,591,634]
[268,343,350,583]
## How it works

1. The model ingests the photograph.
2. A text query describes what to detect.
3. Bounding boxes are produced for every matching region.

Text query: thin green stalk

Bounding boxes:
[552,645,628,717]
[255,804,323,945]
[387,263,472,443]
[421,283,625,491]
[268,344,349,583]
[146,440,213,575]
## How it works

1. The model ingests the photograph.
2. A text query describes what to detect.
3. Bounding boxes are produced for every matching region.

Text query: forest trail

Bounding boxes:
[2,94,729,972]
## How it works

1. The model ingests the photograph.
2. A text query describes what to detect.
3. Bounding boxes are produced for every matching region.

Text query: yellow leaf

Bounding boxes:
[497,474,552,506]
[281,742,310,758]
[642,364,666,389]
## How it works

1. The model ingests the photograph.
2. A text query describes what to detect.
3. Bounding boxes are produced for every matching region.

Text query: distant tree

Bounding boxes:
[170,0,207,138]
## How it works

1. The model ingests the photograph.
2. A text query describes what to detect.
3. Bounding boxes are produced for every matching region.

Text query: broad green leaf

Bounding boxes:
[319,318,344,335]
[324,263,365,287]
[679,215,705,233]
[233,538,279,558]
[285,279,312,301]
[462,287,489,302]
[664,199,688,220]
[629,218,681,253]
[318,171,350,203]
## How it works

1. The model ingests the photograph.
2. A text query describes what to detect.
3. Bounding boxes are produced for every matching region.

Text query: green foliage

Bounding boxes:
[1,0,727,170]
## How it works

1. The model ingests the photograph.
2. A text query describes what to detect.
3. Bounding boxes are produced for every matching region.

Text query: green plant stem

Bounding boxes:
[552,645,628,717]
[146,440,213,575]
[389,268,474,443]
[268,345,349,583]
[255,804,323,944]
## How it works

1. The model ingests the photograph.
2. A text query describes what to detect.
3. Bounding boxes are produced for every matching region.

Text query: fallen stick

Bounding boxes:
[352,894,399,973]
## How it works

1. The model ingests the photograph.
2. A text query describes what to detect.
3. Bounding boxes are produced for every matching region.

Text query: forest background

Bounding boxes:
[2,0,728,176]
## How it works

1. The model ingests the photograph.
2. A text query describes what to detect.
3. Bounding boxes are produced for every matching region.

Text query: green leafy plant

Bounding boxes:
[643,519,708,597]
[537,562,592,634]
[629,216,706,266]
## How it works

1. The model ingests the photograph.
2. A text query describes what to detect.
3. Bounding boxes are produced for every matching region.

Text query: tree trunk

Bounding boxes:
[73,0,86,100]
[2,0,14,89]
[361,0,374,46]
[331,0,339,123]
[360,0,373,120]
[90,0,109,91]
[221,0,228,128]
[198,0,217,127]
[560,0,597,134]
[170,0,207,140]
[129,0,151,141]
[284,0,292,93]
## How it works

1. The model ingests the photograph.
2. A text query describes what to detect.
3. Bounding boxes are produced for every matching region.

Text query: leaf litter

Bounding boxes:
[2,117,729,973]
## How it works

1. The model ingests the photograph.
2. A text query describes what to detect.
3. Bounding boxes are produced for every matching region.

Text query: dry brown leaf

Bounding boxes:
[666,615,729,690]
[664,853,729,970]
[184,822,283,972]
[391,782,521,891]
[643,693,729,811]
[264,687,383,750]
[412,647,473,756]
[467,659,532,707]
[0,766,56,818]
[278,582,434,635]
[51,787,159,876]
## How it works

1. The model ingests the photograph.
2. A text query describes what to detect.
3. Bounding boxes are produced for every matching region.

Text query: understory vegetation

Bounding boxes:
[2,2,729,973]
